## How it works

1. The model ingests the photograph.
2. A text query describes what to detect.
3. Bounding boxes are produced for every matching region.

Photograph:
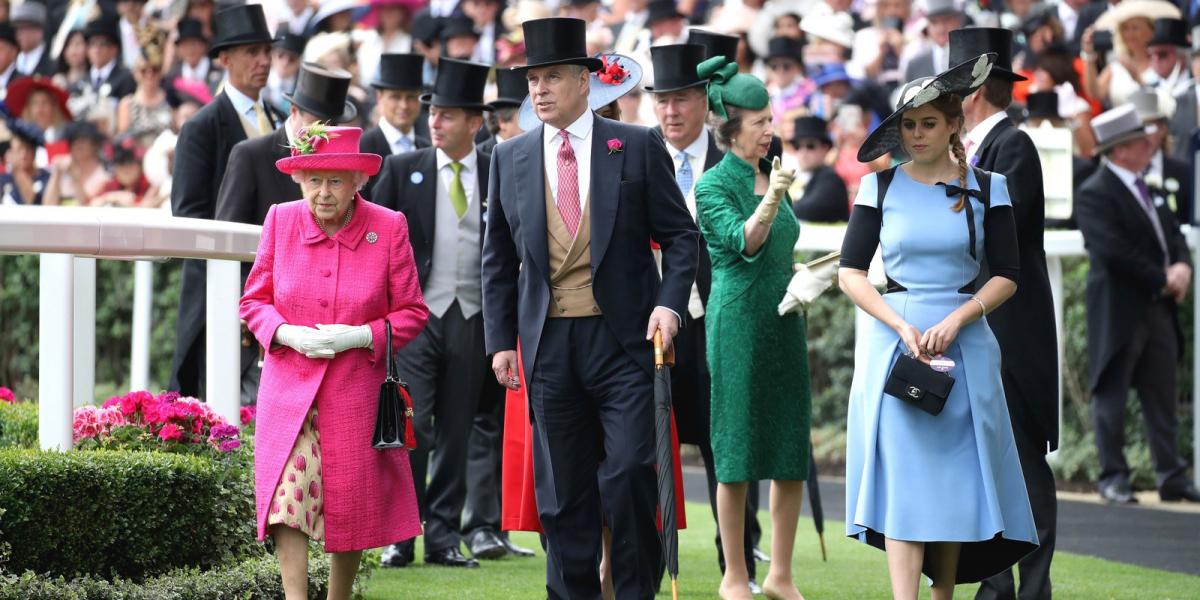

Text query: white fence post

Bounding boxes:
[39,254,74,451]
[129,260,154,392]
[72,257,95,408]
[206,259,243,426]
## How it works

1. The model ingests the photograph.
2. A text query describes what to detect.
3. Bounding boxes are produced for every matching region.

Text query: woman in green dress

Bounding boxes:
[693,56,812,600]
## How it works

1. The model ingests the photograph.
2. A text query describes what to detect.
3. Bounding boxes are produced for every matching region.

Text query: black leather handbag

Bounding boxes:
[883,353,955,416]
[372,321,416,450]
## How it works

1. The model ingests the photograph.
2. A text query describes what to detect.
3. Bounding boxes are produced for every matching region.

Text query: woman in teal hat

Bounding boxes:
[693,56,811,600]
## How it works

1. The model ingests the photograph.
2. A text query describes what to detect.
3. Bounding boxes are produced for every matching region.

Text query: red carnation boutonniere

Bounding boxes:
[607,138,624,155]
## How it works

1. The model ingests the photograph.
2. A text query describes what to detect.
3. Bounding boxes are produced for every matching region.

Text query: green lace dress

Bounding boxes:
[694,151,812,483]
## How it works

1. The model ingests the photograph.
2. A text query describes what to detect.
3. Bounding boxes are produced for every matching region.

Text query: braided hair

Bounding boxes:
[924,93,969,212]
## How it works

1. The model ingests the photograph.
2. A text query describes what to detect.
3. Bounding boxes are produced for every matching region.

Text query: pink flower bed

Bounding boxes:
[73,390,252,453]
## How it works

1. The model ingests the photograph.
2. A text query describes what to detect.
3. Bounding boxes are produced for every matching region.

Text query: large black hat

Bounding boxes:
[516,18,603,72]
[82,14,120,46]
[1149,17,1189,47]
[286,63,358,123]
[765,36,803,63]
[372,53,425,90]
[440,15,480,43]
[421,58,492,111]
[208,3,273,58]
[489,68,529,109]
[644,44,707,93]
[411,8,442,45]
[858,53,997,163]
[688,28,739,62]
[949,27,1026,82]
[0,23,16,49]
[1024,91,1060,121]
[273,30,308,57]
[646,0,685,26]
[176,18,209,44]
[791,116,832,147]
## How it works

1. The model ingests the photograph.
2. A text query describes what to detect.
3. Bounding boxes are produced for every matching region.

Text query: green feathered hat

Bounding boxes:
[696,56,769,119]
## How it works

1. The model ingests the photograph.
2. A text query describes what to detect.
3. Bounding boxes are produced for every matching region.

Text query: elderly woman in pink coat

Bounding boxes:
[240,124,429,600]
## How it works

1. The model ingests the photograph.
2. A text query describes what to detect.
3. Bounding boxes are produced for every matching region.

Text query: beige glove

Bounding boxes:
[778,251,841,315]
[755,157,796,224]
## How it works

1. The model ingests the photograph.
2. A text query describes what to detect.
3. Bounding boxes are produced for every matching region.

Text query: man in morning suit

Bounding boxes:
[1076,104,1200,507]
[361,53,431,199]
[372,58,500,569]
[482,18,699,600]
[169,3,282,397]
[75,14,136,100]
[646,41,767,594]
[953,28,1061,600]
[12,2,55,78]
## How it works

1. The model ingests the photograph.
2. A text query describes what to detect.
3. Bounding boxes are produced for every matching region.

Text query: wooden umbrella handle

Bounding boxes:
[653,330,676,367]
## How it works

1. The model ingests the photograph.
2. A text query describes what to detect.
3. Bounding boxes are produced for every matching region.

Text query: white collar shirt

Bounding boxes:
[964,110,1008,162]
[17,45,44,75]
[666,127,710,215]
[436,146,479,211]
[1058,2,1080,41]
[0,61,16,87]
[90,60,117,88]
[543,108,594,212]
[181,57,210,82]
[224,83,265,124]
[379,117,417,154]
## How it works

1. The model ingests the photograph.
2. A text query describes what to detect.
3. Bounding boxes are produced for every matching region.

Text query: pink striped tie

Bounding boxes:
[556,130,581,236]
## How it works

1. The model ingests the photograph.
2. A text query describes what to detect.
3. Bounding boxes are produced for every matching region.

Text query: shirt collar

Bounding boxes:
[671,127,709,161]
[378,117,414,146]
[19,45,44,66]
[91,59,117,82]
[436,147,478,172]
[1105,158,1142,187]
[224,82,262,117]
[544,108,594,145]
[966,110,1007,148]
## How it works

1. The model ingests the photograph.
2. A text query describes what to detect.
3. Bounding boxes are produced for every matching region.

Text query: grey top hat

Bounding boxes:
[925,0,962,19]
[11,2,47,27]
[1131,87,1171,122]
[1092,104,1153,154]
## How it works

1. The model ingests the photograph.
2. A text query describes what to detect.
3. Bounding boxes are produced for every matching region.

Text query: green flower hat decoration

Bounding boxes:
[696,56,769,119]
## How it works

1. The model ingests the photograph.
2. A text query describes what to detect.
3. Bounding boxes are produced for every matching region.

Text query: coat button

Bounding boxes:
[319,299,329,308]
[326,241,334,249]
[559,308,566,314]
[592,306,600,314]
[321,269,331,277]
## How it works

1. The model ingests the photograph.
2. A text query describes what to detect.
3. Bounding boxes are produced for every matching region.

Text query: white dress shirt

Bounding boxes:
[181,57,211,82]
[1057,2,1080,42]
[963,110,1008,163]
[89,59,117,89]
[17,45,44,75]
[379,117,418,155]
[543,109,594,211]
[667,128,711,319]
[224,83,268,130]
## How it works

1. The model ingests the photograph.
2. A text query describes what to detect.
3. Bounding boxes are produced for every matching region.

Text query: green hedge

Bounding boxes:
[0,402,37,449]
[0,449,257,580]
[0,553,330,600]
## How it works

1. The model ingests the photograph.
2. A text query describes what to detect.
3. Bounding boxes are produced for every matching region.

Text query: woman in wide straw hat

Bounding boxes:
[240,124,429,599]
[1082,0,1181,106]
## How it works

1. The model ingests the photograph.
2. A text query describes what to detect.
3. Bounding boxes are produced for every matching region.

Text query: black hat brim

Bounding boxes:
[990,67,1028,82]
[370,79,424,91]
[643,79,707,94]
[858,53,997,163]
[419,93,491,111]
[512,57,604,73]
[284,95,359,123]
[487,99,524,110]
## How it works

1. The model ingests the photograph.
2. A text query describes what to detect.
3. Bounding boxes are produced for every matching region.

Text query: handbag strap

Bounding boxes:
[385,320,398,380]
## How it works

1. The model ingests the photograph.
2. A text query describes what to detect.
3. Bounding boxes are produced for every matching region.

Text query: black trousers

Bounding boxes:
[463,379,505,536]
[531,317,660,600]
[674,314,760,580]
[395,301,489,555]
[975,398,1057,600]
[1092,301,1190,491]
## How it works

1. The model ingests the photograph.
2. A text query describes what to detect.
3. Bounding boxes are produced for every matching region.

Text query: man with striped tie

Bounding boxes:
[482,18,698,599]
[169,3,283,398]
[361,53,432,201]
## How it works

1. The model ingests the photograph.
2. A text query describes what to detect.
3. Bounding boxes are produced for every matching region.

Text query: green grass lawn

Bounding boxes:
[362,502,1199,599]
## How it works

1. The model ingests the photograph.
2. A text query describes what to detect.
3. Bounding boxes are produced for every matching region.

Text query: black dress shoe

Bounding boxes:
[380,542,414,568]
[467,530,507,560]
[426,547,480,568]
[1100,481,1138,504]
[498,533,536,557]
[1160,484,1200,503]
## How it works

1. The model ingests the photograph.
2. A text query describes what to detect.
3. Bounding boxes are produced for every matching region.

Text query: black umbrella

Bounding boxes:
[653,331,680,600]
[808,441,826,561]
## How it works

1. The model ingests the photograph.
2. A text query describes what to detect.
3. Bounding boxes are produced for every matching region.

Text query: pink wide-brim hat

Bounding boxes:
[275,126,382,176]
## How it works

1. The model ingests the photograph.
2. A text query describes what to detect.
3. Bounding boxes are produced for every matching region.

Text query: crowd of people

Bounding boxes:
[8,0,1200,599]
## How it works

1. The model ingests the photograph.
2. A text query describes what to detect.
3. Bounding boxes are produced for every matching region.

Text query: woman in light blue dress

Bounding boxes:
[838,55,1039,599]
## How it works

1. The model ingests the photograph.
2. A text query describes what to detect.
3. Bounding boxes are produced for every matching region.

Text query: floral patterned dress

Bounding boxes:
[267,407,325,540]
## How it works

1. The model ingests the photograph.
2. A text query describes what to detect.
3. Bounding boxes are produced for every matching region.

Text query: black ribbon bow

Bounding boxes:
[936,182,981,198]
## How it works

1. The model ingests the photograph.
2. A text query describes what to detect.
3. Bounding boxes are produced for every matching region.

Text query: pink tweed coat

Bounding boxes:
[241,195,429,552]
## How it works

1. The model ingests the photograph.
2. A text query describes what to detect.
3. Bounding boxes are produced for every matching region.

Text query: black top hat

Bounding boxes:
[688,28,739,62]
[0,23,16,49]
[273,30,308,56]
[1150,17,1189,47]
[82,14,120,46]
[949,27,1026,82]
[644,44,707,93]
[791,116,832,147]
[421,58,492,111]
[489,68,529,109]
[64,120,106,145]
[646,0,685,26]
[286,63,358,123]
[176,18,208,44]
[517,18,603,72]
[440,15,480,42]
[208,3,273,58]
[372,53,425,90]
[1025,91,1059,121]
[411,9,442,45]
[765,37,803,63]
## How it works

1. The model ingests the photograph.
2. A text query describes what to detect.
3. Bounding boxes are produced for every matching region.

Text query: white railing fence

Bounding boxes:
[1,207,1196,486]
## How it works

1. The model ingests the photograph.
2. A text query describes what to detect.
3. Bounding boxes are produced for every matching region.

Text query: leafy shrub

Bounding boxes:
[0,401,37,449]
[0,552,330,600]
[0,449,257,580]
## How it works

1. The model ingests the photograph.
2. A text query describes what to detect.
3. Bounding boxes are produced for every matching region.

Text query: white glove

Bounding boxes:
[275,324,335,359]
[765,156,796,206]
[316,323,373,353]
[778,251,841,315]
